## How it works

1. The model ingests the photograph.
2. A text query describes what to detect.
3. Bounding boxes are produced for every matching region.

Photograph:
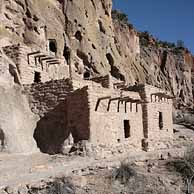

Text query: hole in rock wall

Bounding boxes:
[33,102,71,154]
[106,53,125,81]
[176,75,179,83]
[48,39,57,54]
[179,89,184,99]
[63,45,71,63]
[26,8,32,18]
[34,71,41,83]
[77,50,90,67]
[98,20,106,34]
[124,120,131,138]
[9,64,20,84]
[75,31,82,42]
[83,71,90,79]
[159,112,163,130]
[106,53,114,66]
[92,44,96,49]
[161,51,168,74]
[85,10,88,18]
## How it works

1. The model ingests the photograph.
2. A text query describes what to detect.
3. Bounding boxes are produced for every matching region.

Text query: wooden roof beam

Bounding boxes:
[95,96,111,111]
[47,62,60,65]
[40,57,54,63]
[107,97,121,111]
[151,93,174,99]
[27,51,40,64]
[34,54,47,66]
[46,60,60,64]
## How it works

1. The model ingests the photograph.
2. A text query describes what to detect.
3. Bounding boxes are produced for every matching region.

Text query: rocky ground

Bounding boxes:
[0,124,194,194]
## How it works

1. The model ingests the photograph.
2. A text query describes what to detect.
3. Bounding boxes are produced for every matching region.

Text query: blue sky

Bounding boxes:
[113,0,194,54]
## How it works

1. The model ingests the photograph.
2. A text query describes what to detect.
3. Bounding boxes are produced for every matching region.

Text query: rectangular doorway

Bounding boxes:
[159,112,163,130]
[124,120,130,138]
[34,71,41,83]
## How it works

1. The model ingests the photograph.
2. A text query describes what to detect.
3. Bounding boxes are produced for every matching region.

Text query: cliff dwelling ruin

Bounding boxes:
[0,0,194,192]
[1,43,174,156]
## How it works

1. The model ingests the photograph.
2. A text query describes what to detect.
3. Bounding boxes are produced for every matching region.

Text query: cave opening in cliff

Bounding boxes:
[76,50,90,68]
[106,53,125,81]
[106,53,114,66]
[75,31,82,42]
[83,71,90,79]
[161,51,168,74]
[63,45,71,64]
[48,39,57,54]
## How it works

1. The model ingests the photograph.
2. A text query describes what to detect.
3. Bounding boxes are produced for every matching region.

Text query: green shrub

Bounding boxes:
[112,10,133,28]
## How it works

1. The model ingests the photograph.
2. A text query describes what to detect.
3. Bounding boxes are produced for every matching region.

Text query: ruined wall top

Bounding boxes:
[127,84,174,102]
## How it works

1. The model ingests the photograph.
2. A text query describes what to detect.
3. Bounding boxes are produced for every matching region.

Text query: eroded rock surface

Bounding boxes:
[0,0,193,107]
[0,51,38,153]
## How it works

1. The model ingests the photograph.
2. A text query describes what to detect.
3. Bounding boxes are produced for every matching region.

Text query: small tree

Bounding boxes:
[177,40,185,48]
[111,10,133,28]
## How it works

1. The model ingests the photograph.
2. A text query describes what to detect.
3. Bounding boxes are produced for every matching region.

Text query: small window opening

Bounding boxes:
[34,71,41,83]
[83,71,90,79]
[124,120,130,138]
[48,39,57,54]
[159,112,163,130]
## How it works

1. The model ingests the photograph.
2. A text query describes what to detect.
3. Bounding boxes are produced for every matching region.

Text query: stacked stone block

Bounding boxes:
[67,87,90,143]
[90,74,113,88]
[3,44,69,84]
[24,79,73,154]
[67,83,144,157]
[24,79,73,117]
[128,84,173,151]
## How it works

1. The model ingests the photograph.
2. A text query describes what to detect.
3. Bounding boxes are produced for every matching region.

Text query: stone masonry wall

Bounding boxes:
[24,79,73,154]
[90,74,112,88]
[127,84,173,151]
[67,87,90,143]
[87,85,144,157]
[24,79,73,116]
[3,44,69,84]
[141,85,173,151]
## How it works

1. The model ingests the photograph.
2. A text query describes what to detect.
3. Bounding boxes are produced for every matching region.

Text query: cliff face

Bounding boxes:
[0,0,193,107]
[139,46,193,108]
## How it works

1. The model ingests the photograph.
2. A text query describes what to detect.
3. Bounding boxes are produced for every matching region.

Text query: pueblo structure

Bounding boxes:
[1,43,174,157]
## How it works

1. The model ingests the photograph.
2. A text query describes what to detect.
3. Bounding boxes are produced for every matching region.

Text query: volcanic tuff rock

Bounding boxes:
[0,50,39,153]
[139,46,193,107]
[0,0,193,106]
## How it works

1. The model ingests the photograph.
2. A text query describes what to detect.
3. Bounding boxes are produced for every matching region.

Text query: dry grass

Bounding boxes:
[112,162,137,184]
